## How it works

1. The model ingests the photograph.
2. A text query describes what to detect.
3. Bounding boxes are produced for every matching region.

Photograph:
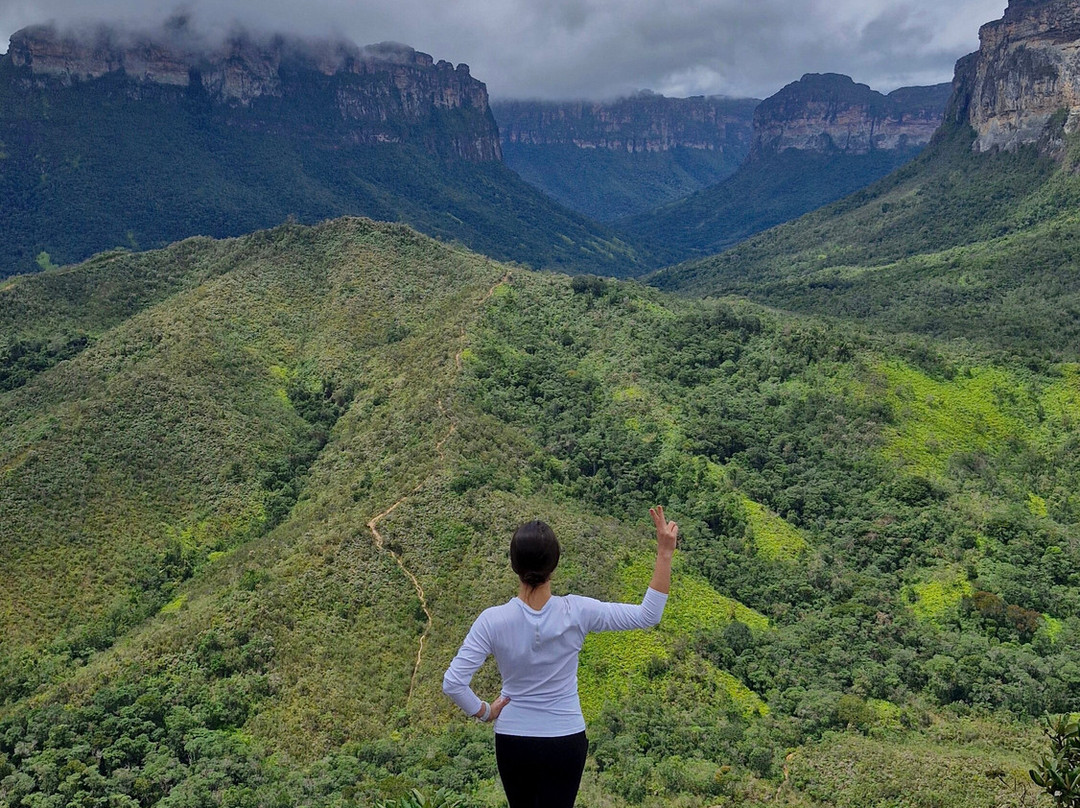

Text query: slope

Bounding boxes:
[493,96,758,221]
[620,75,950,265]
[0,57,645,278]
[650,120,1080,356]
[1,219,1078,806]
[620,146,925,265]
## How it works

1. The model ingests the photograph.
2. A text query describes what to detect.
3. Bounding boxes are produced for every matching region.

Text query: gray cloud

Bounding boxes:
[0,0,1007,99]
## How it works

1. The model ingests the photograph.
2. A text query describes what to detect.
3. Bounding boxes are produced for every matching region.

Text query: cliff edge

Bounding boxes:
[954,0,1080,153]
[750,73,951,158]
[4,23,501,161]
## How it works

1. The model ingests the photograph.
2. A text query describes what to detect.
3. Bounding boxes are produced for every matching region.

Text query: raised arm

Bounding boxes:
[579,507,678,632]
[648,505,678,595]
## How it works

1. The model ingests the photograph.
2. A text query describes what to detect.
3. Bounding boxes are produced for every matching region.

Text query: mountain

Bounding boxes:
[7,23,502,161]
[491,94,758,221]
[961,0,1080,154]
[0,23,646,277]
[651,0,1080,357]
[620,74,952,265]
[0,217,1076,806]
[749,74,949,157]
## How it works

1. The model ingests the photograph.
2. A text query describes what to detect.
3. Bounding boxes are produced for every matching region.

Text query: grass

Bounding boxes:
[787,717,1049,808]
[1,217,1078,806]
[873,361,1032,478]
[907,567,974,621]
[742,497,809,561]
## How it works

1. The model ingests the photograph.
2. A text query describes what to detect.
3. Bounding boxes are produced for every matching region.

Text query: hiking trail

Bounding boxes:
[368,271,510,708]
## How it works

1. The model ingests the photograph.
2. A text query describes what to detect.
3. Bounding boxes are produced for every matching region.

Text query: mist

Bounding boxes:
[0,0,1007,99]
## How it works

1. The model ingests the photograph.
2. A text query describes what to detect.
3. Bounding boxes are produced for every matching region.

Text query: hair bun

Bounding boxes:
[522,571,548,587]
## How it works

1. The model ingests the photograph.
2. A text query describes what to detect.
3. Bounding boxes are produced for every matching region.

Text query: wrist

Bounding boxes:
[476,701,491,722]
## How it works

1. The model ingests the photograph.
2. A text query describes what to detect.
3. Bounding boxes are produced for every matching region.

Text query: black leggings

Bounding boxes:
[495,731,588,808]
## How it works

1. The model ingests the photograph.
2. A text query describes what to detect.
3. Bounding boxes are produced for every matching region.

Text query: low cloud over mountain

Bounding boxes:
[1,0,1007,99]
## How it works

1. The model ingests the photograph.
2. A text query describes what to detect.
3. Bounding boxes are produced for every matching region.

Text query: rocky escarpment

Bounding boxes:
[491,94,759,155]
[750,73,951,158]
[4,23,500,161]
[950,0,1080,153]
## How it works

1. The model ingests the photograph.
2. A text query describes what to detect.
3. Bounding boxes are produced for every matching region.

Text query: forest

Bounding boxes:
[0,218,1076,805]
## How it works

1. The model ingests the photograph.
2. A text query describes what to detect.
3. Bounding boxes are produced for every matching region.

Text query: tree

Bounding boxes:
[1031,714,1080,807]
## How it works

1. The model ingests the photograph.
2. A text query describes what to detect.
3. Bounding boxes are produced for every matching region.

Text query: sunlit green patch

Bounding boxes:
[1041,615,1064,643]
[907,566,973,620]
[578,557,770,721]
[867,698,904,729]
[159,594,187,614]
[1028,493,1049,517]
[578,630,667,720]
[612,385,645,402]
[618,557,770,633]
[874,361,1032,477]
[1041,363,1080,426]
[717,670,768,718]
[741,496,808,561]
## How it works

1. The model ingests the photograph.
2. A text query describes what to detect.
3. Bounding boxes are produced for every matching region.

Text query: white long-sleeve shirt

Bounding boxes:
[442,587,668,736]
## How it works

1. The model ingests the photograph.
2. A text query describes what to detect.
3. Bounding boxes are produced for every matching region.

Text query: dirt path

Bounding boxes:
[367,271,510,708]
[367,490,433,707]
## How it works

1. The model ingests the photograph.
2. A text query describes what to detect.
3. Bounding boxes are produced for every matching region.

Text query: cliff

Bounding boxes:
[750,73,951,158]
[952,0,1080,153]
[0,23,648,278]
[4,24,501,161]
[491,94,758,155]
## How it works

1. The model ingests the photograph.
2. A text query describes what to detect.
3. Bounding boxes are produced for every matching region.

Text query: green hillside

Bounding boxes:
[500,143,746,222]
[619,145,926,266]
[0,61,645,279]
[650,122,1080,356]
[492,96,757,222]
[1,219,1075,806]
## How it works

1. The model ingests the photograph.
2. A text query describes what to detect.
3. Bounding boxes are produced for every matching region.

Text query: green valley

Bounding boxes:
[650,120,1080,356]
[621,146,926,265]
[0,38,646,280]
[0,217,1076,806]
[492,95,758,222]
[620,74,950,265]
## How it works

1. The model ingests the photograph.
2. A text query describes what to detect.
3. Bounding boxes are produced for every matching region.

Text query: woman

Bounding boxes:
[442,506,678,807]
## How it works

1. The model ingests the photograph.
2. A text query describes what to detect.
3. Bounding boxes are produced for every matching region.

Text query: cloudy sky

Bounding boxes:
[0,0,1007,100]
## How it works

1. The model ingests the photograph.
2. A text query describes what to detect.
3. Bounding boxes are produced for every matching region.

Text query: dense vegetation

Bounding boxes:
[0,61,646,278]
[650,121,1080,356]
[0,218,1075,805]
[499,143,746,222]
[619,145,927,265]
[491,96,756,222]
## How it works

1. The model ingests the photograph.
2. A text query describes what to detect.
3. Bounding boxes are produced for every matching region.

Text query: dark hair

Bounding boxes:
[510,520,560,588]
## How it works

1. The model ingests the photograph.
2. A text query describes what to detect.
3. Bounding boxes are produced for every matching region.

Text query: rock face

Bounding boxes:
[750,73,951,158]
[491,94,758,155]
[952,0,1080,153]
[4,24,500,161]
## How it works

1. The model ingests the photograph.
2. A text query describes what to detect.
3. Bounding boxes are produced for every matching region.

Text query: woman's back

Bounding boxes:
[441,508,678,808]
[445,590,667,736]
